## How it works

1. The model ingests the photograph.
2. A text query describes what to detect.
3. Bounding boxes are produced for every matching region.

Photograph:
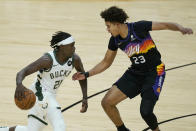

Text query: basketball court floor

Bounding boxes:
[0,0,196,130]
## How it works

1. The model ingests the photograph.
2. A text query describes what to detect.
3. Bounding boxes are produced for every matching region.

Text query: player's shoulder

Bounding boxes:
[73,53,82,63]
[29,52,53,70]
[39,52,53,67]
[72,53,83,68]
[109,36,116,43]
[133,20,152,24]
[73,53,80,59]
[133,20,152,28]
[43,52,53,61]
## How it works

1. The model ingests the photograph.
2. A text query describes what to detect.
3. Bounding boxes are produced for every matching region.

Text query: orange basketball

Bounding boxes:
[15,89,36,110]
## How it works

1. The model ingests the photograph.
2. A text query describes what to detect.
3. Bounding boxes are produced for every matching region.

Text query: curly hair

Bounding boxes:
[100,6,129,23]
[50,31,71,48]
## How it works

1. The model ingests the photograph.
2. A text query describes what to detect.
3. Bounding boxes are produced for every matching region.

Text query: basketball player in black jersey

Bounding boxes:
[72,6,193,131]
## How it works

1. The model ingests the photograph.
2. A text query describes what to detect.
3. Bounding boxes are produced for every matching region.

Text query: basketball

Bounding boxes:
[15,89,36,110]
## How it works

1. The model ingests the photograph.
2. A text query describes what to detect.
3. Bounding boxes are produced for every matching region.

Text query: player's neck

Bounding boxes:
[55,50,70,64]
[119,23,128,39]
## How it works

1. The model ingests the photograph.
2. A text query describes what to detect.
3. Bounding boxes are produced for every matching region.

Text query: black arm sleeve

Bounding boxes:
[108,37,118,51]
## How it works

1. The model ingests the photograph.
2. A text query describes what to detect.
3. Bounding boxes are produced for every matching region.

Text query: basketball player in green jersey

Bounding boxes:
[72,6,193,131]
[0,31,88,131]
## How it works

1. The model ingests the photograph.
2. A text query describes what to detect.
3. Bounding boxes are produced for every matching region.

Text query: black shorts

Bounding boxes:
[114,63,166,101]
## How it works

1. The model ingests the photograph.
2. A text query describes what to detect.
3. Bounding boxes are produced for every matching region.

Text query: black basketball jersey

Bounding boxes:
[108,21,162,72]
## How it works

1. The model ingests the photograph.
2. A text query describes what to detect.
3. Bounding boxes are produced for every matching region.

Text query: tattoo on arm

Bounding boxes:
[16,54,52,86]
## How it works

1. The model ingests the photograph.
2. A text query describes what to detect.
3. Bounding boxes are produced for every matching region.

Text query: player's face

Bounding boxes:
[105,21,119,37]
[60,42,75,57]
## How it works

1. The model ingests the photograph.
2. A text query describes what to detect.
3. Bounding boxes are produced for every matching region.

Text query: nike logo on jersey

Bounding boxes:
[130,35,136,41]
[117,42,122,46]
[67,60,72,66]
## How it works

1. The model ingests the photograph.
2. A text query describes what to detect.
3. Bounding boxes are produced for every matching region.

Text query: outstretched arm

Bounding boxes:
[88,49,117,77]
[73,53,88,113]
[72,49,117,80]
[16,54,52,99]
[152,22,193,35]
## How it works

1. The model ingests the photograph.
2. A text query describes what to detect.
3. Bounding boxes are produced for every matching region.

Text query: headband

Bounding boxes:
[52,36,75,47]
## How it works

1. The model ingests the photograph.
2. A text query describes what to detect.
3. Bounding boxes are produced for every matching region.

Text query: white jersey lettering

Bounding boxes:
[32,51,74,94]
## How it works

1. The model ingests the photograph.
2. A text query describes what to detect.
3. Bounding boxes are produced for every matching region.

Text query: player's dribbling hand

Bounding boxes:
[72,72,86,80]
[15,84,28,100]
[80,98,88,113]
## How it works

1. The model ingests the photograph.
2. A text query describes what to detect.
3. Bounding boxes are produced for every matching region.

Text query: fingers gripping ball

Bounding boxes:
[15,89,36,110]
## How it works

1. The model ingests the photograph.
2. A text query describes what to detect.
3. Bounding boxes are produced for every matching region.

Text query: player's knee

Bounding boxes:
[140,98,155,119]
[101,97,109,108]
[53,122,66,131]
[140,107,152,119]
[101,97,115,109]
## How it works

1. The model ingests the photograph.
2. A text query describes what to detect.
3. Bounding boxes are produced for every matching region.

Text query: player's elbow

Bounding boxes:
[102,59,112,69]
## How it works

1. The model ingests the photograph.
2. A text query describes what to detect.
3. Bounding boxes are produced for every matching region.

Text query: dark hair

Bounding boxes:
[100,6,129,23]
[50,31,71,48]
